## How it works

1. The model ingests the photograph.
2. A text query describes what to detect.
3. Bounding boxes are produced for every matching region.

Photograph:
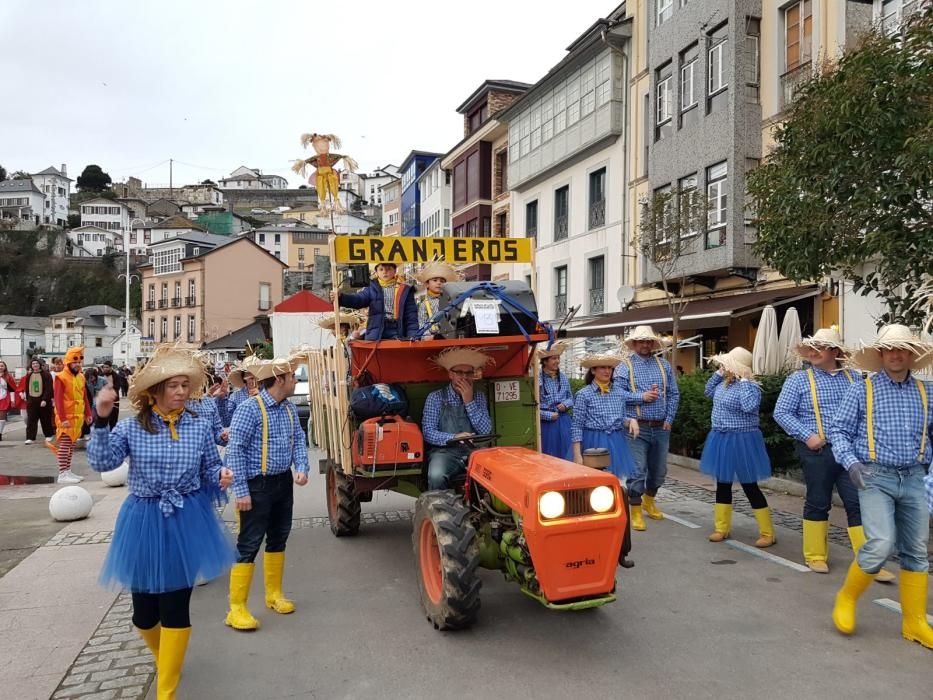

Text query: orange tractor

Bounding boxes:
[305,236,630,630]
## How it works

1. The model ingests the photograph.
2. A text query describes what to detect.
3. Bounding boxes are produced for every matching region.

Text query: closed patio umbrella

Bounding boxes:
[752,305,781,375]
[778,307,803,371]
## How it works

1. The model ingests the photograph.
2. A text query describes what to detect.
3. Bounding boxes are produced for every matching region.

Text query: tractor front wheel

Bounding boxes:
[412,491,481,631]
[326,465,361,537]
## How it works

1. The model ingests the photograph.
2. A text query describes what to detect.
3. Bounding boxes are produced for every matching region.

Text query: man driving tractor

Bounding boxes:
[422,347,493,490]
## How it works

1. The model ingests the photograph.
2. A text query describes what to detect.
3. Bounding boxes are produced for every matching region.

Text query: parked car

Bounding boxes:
[250,208,269,215]
[287,362,310,434]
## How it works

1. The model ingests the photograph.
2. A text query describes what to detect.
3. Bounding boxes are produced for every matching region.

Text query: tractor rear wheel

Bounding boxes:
[326,465,361,537]
[412,491,482,631]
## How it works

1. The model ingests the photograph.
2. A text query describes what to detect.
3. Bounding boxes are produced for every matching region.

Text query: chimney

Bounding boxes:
[61,164,67,177]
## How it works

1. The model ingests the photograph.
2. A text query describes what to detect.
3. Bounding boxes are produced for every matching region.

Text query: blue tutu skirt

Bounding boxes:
[700,429,772,483]
[541,413,573,461]
[581,428,638,479]
[100,487,236,594]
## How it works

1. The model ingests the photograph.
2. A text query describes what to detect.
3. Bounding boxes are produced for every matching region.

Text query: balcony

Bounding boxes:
[554,214,568,241]
[171,297,181,307]
[145,301,155,311]
[187,334,196,343]
[185,296,196,306]
[158,299,168,309]
[589,288,604,315]
[554,294,567,317]
[781,62,812,110]
[589,199,606,229]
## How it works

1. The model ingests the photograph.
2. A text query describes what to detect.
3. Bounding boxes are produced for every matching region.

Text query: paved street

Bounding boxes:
[1,433,931,699]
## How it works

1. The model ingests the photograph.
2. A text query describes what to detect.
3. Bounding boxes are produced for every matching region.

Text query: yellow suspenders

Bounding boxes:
[864,376,928,462]
[626,356,667,418]
[254,395,294,475]
[806,368,852,440]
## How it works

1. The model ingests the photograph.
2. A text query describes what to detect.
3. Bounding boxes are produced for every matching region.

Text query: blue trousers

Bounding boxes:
[625,425,670,502]
[427,448,469,490]
[796,442,860,525]
[236,472,293,563]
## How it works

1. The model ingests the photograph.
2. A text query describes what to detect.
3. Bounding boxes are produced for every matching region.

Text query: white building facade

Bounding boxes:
[68,225,122,256]
[0,179,46,228]
[418,161,451,237]
[111,325,142,367]
[30,165,71,227]
[220,166,287,190]
[0,316,48,374]
[80,198,130,233]
[45,305,126,364]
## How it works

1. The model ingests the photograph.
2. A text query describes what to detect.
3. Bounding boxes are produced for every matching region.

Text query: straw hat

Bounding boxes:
[318,311,361,331]
[416,261,458,286]
[128,345,208,412]
[623,325,668,350]
[709,347,754,379]
[432,347,495,371]
[63,346,85,365]
[579,353,623,369]
[249,357,302,382]
[227,355,262,389]
[536,341,567,361]
[795,327,850,360]
[847,324,933,374]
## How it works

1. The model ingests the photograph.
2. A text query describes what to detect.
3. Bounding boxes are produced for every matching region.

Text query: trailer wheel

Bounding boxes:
[326,465,361,537]
[412,491,481,631]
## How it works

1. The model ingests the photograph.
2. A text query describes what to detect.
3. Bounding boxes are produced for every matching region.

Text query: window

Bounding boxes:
[526,200,538,239]
[554,186,569,241]
[152,247,182,275]
[706,161,728,248]
[657,0,673,25]
[161,283,168,304]
[878,0,920,36]
[259,233,266,243]
[494,150,508,197]
[259,282,271,310]
[588,256,605,314]
[746,18,761,102]
[173,281,181,305]
[148,318,155,338]
[655,64,673,139]
[708,25,729,112]
[160,317,168,341]
[174,316,181,339]
[274,234,281,244]
[679,174,699,238]
[147,284,155,302]
[680,44,699,126]
[95,337,103,347]
[188,315,195,340]
[588,168,606,229]
[187,279,195,302]
[554,266,568,317]
[654,184,674,245]
[785,1,812,71]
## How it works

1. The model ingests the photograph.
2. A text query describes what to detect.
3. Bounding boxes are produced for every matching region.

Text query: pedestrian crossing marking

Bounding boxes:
[661,513,702,529]
[725,540,813,573]
[873,597,933,624]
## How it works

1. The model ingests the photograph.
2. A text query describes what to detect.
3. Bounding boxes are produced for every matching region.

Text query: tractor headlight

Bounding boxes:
[589,485,615,513]
[539,491,565,519]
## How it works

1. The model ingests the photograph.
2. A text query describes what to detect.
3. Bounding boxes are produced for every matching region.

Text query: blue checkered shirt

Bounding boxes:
[828,370,933,469]
[225,389,310,498]
[540,372,573,422]
[214,395,232,427]
[774,367,861,442]
[705,373,761,432]
[612,354,680,424]
[88,411,222,517]
[418,294,442,336]
[187,397,226,445]
[571,382,630,443]
[422,385,492,447]
[228,387,252,417]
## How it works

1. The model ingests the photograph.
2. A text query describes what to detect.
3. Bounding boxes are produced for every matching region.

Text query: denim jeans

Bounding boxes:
[796,443,860,526]
[856,463,930,574]
[625,425,671,501]
[236,471,294,563]
[426,448,469,490]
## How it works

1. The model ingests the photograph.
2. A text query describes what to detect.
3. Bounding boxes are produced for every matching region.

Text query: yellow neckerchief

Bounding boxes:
[594,379,611,395]
[254,394,294,475]
[865,374,928,462]
[377,276,399,288]
[427,289,442,298]
[806,366,853,440]
[152,405,184,440]
[624,355,667,417]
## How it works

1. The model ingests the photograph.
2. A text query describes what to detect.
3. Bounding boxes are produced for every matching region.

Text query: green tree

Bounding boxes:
[748,9,933,327]
[10,170,30,180]
[76,164,113,192]
[0,165,6,181]
[67,213,81,229]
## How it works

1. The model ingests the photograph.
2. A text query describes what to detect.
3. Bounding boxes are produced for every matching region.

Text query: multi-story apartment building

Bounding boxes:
[417,160,451,238]
[0,179,46,228]
[399,151,443,237]
[80,197,130,233]
[219,166,288,190]
[381,179,402,236]
[0,315,48,373]
[129,216,208,256]
[281,207,372,235]
[500,20,629,321]
[68,225,122,257]
[30,165,71,227]
[45,305,126,364]
[140,232,286,346]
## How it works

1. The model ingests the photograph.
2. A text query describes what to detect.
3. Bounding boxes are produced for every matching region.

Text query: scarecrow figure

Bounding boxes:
[291,133,358,213]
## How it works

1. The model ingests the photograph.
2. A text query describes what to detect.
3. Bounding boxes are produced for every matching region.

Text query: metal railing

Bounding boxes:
[554,214,568,241]
[158,299,168,309]
[554,294,568,317]
[589,199,605,229]
[781,62,812,110]
[145,301,155,310]
[185,296,196,306]
[171,297,181,307]
[589,288,604,314]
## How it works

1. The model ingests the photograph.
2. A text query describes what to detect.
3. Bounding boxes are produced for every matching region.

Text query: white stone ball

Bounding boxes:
[49,486,94,522]
[100,461,129,487]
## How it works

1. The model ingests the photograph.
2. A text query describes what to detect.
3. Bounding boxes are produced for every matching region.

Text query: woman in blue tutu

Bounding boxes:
[571,354,639,480]
[700,347,775,548]
[88,346,236,700]
[538,342,573,460]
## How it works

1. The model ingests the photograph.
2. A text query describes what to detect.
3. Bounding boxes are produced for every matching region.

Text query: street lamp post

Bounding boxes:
[118,218,145,365]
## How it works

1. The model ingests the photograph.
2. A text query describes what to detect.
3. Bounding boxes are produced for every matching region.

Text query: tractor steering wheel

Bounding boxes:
[445,433,500,449]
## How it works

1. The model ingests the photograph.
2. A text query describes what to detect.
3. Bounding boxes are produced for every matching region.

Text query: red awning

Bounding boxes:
[274,290,331,313]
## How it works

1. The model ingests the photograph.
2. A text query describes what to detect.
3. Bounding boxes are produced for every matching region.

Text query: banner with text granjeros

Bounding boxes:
[332,235,533,265]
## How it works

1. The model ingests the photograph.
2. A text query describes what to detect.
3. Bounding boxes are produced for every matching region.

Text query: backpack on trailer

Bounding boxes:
[349,383,409,419]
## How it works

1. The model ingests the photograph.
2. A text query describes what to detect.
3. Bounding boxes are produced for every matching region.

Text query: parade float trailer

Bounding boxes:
[303,235,629,630]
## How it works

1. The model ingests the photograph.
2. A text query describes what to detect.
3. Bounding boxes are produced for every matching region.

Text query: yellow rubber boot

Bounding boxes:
[641,494,664,520]
[708,503,732,542]
[156,626,190,700]
[899,571,933,649]
[752,507,776,548]
[803,520,829,573]
[832,559,876,635]
[136,624,161,664]
[264,551,296,614]
[225,563,260,631]
[848,526,896,584]
[630,505,646,531]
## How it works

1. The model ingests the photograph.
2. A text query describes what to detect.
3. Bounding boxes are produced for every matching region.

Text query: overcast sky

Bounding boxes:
[1,0,616,188]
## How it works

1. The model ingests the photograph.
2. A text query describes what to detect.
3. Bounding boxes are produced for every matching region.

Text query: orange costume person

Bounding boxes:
[50,346,92,483]
[291,133,358,214]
